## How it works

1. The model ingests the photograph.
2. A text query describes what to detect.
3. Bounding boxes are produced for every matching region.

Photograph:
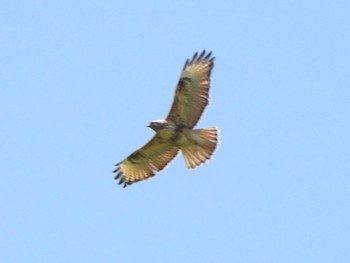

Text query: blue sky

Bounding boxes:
[1,1,350,262]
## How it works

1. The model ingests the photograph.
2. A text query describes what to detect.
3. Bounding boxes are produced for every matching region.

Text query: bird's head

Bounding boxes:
[147,120,168,131]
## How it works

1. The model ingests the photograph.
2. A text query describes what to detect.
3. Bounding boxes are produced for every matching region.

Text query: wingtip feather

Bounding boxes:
[191,52,198,64]
[198,50,206,60]
[185,50,215,68]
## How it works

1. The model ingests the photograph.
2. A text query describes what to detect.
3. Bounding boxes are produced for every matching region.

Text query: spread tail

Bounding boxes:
[181,127,218,169]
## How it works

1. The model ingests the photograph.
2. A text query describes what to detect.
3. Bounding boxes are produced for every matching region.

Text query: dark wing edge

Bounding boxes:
[183,50,215,71]
[113,135,179,187]
[166,50,215,128]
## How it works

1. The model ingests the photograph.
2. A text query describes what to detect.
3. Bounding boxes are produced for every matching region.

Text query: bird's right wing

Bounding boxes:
[114,135,179,187]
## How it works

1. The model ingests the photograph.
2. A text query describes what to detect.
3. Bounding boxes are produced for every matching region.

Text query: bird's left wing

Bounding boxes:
[166,50,215,128]
[113,135,179,187]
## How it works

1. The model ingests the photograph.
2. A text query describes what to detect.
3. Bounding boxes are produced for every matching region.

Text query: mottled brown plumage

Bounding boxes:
[113,51,218,187]
[166,51,214,128]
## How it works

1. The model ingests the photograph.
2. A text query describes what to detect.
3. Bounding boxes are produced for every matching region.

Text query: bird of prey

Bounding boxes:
[114,50,218,187]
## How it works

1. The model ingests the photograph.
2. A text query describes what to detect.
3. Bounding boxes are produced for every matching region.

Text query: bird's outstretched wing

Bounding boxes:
[166,50,215,128]
[114,135,179,187]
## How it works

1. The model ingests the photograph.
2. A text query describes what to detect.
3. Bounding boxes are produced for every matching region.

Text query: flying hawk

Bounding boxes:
[114,50,218,187]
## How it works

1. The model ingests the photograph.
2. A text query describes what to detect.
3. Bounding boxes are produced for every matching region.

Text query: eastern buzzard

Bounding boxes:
[114,51,218,187]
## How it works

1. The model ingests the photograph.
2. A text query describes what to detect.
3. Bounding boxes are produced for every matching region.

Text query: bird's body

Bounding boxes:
[114,51,218,187]
[148,120,216,155]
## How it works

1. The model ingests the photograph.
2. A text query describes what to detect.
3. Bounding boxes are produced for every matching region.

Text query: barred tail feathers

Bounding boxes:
[180,127,218,169]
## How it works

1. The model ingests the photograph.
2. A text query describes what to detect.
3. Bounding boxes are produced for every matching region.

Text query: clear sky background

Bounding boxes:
[1,1,349,262]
